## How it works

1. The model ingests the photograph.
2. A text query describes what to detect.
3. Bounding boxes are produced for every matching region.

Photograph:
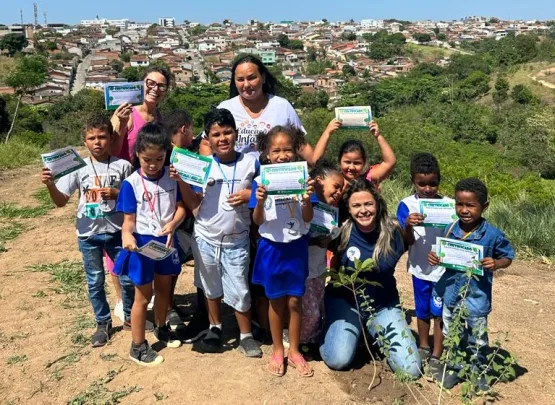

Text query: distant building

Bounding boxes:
[236,48,276,65]
[80,18,129,29]
[158,18,175,28]
[361,19,384,29]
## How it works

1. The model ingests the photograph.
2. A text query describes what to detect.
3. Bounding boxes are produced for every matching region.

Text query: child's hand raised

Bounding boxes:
[324,119,342,135]
[368,120,381,138]
[303,177,315,202]
[255,183,268,202]
[428,251,441,266]
[41,168,54,186]
[406,213,425,227]
[122,232,137,251]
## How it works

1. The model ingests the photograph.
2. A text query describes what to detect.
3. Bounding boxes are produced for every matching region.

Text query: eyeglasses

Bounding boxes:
[145,78,168,92]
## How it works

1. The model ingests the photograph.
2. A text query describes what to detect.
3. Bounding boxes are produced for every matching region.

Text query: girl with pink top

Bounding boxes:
[108,67,170,319]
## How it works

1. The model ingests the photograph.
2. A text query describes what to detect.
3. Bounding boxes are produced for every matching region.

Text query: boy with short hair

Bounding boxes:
[397,153,449,376]
[428,178,514,392]
[172,108,262,357]
[40,113,135,347]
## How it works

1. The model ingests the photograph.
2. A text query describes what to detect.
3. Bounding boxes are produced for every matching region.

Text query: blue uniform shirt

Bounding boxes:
[329,224,405,311]
[434,219,515,317]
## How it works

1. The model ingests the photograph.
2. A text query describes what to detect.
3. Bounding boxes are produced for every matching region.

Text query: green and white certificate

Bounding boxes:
[136,240,176,261]
[310,202,339,236]
[41,147,86,180]
[260,162,308,195]
[104,81,144,110]
[436,237,484,276]
[419,200,457,228]
[170,147,213,188]
[335,106,372,128]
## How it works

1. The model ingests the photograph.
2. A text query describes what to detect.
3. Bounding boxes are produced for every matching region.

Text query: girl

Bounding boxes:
[300,160,344,356]
[249,126,315,377]
[320,178,421,378]
[115,123,186,366]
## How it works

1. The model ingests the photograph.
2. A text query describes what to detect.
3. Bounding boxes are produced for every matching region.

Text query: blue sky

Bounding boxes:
[3,0,554,25]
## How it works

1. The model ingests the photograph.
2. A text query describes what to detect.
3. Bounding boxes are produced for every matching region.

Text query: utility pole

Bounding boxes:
[34,3,38,27]
[20,9,23,25]
[44,12,48,27]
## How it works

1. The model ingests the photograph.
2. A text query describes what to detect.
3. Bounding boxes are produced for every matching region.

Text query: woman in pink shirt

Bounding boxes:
[111,67,170,162]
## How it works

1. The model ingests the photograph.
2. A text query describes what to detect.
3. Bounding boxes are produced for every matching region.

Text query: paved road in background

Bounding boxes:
[71,52,93,95]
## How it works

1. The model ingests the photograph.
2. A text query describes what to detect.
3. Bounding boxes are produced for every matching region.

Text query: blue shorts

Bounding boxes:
[114,234,181,286]
[412,276,442,320]
[252,235,309,299]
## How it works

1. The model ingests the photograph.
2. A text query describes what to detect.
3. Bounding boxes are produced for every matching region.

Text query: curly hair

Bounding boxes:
[257,125,306,165]
[410,152,441,181]
[455,178,488,206]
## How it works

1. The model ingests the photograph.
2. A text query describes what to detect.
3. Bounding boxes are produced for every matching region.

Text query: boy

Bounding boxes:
[396,153,449,376]
[163,109,209,339]
[172,108,262,357]
[428,178,514,391]
[40,113,135,347]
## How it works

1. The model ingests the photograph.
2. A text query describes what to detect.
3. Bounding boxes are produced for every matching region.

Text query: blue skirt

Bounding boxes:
[114,234,181,286]
[252,235,309,299]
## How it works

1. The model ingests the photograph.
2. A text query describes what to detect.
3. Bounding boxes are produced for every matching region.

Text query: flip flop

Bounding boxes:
[287,353,314,377]
[267,353,285,377]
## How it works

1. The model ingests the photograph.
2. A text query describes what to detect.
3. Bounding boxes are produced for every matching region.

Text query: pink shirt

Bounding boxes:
[117,107,161,162]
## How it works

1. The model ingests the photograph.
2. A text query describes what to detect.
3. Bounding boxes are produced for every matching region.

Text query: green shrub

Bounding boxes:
[0,139,43,169]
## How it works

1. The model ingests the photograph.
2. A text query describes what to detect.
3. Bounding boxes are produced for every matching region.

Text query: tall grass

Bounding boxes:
[380,179,555,259]
[0,139,43,170]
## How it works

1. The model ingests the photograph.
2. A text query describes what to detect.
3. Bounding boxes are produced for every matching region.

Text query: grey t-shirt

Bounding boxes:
[56,156,134,237]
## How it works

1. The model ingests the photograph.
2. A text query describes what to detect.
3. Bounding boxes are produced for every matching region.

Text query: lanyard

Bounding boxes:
[286,196,297,218]
[446,221,480,241]
[140,169,160,220]
[90,156,111,188]
[215,156,238,196]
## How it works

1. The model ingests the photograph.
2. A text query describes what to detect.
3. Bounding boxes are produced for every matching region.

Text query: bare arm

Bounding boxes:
[366,120,396,182]
[302,178,315,223]
[169,166,203,213]
[41,168,70,207]
[199,138,212,156]
[121,213,137,251]
[311,119,342,164]
[253,184,267,226]
[110,103,133,156]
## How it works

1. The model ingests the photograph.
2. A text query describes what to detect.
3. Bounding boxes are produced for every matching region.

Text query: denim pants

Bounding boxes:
[77,232,134,324]
[443,305,489,371]
[320,295,421,378]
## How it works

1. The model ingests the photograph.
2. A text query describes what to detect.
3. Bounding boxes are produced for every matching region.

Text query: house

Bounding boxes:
[97,35,121,52]
[293,77,316,89]
[316,76,345,97]
[130,55,150,67]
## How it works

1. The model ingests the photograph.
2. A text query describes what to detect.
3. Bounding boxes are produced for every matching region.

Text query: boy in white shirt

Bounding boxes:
[396,153,450,376]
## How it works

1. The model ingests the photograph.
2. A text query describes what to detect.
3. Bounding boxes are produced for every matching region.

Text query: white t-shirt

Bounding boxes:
[218,95,305,155]
[56,156,133,237]
[397,195,451,282]
[117,168,180,236]
[194,153,259,248]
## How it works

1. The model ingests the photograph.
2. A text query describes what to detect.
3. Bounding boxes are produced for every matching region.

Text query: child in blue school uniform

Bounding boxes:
[428,178,514,392]
[115,123,186,366]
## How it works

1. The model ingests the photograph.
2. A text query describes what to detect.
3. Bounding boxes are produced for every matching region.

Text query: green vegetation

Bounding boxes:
[0,222,25,252]
[68,368,142,405]
[0,189,55,219]
[6,354,28,365]
[28,261,87,303]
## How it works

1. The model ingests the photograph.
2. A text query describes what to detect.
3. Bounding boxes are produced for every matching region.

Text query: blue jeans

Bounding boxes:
[320,295,421,378]
[77,232,134,324]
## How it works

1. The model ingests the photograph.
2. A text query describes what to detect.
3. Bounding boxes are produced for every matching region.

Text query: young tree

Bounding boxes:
[493,76,510,105]
[277,34,290,48]
[4,54,48,142]
[511,84,538,105]
[0,33,29,57]
[342,64,356,78]
[413,33,432,43]
[110,59,124,73]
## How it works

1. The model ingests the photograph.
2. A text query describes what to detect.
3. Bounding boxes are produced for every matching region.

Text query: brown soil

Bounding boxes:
[1,163,554,405]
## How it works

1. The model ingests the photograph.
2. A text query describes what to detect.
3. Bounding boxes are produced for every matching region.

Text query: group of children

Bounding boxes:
[41,106,514,391]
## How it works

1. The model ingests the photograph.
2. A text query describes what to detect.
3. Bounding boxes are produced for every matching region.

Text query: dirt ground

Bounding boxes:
[1,163,554,405]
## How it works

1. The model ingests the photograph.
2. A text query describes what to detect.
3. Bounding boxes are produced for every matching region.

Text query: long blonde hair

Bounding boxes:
[338,178,402,263]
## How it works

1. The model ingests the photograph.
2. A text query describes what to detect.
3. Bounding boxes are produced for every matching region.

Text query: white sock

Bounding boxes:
[240,332,253,340]
[210,323,222,330]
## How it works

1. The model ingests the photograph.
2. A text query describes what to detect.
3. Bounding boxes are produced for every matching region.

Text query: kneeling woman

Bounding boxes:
[320,178,421,378]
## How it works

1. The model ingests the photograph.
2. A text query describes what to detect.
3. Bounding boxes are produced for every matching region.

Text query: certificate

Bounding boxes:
[136,240,176,261]
[260,162,308,195]
[436,237,484,276]
[170,147,213,188]
[310,202,339,236]
[41,147,86,180]
[104,81,144,110]
[335,106,372,128]
[419,200,457,228]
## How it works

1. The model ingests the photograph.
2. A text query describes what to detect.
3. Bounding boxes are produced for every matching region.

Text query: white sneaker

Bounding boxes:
[114,300,125,323]
[147,295,155,311]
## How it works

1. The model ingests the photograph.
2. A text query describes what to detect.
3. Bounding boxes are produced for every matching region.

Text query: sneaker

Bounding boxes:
[124,319,155,333]
[166,309,183,331]
[129,340,164,366]
[283,329,290,349]
[91,322,112,348]
[238,336,263,358]
[252,321,271,345]
[198,326,222,353]
[430,361,460,389]
[419,346,432,363]
[154,323,182,348]
[427,357,443,378]
[147,295,155,311]
[113,300,125,323]
[180,311,209,343]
